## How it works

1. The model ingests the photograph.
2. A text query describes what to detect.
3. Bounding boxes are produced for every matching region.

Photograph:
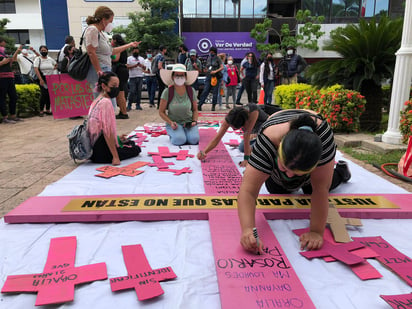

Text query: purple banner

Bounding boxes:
[182,32,259,59]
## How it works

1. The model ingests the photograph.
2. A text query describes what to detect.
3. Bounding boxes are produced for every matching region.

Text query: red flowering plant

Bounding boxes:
[295,89,366,132]
[399,99,412,143]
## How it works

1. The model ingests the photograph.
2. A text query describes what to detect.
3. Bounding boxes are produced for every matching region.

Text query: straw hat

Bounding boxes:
[159,63,198,86]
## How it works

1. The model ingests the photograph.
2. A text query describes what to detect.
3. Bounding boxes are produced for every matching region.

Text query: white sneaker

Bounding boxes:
[3,118,16,124]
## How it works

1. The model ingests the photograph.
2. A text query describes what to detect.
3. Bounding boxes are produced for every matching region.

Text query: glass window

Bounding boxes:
[332,0,360,17]
[240,0,254,18]
[0,0,16,14]
[363,0,389,16]
[254,0,267,17]
[212,0,237,18]
[303,0,331,19]
[6,30,29,45]
[183,0,210,18]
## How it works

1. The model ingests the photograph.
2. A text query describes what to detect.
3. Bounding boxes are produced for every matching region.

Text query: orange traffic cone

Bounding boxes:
[258,88,265,105]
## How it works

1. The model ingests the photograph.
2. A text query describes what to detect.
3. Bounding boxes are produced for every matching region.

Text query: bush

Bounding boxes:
[15,84,41,117]
[400,99,412,143]
[274,83,312,109]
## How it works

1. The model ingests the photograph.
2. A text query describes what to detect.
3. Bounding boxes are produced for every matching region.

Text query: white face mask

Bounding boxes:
[173,76,186,86]
[104,22,114,33]
[227,60,233,65]
[287,49,294,55]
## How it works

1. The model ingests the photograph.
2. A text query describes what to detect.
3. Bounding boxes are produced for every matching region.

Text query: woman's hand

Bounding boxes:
[170,122,178,130]
[240,228,263,254]
[299,231,323,251]
[239,160,248,167]
[197,151,207,161]
[129,41,141,48]
[112,157,121,166]
[119,134,128,143]
[39,79,45,87]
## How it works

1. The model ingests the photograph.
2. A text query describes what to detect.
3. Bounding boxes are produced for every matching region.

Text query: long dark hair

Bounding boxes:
[86,6,114,25]
[264,52,274,78]
[96,71,117,92]
[225,107,249,129]
[112,34,126,46]
[280,114,322,172]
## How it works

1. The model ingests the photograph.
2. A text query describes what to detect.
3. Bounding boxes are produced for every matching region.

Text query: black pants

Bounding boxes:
[242,77,257,103]
[90,134,141,164]
[0,78,17,117]
[265,168,345,194]
[156,74,166,107]
[39,84,50,112]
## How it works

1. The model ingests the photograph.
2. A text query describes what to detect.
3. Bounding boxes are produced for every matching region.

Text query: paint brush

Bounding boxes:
[253,227,260,255]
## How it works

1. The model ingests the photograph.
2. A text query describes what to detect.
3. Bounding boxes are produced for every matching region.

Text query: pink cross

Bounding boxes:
[148,155,174,169]
[148,147,194,160]
[95,161,148,178]
[1,236,107,306]
[224,139,240,147]
[158,167,193,175]
[110,244,177,301]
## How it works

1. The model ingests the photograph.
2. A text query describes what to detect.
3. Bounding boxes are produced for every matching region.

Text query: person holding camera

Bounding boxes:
[127,46,145,111]
[158,64,199,146]
[184,49,203,92]
[279,46,307,85]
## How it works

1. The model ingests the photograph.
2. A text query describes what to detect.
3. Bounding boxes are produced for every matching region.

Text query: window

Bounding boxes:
[0,0,16,13]
[331,0,360,17]
[303,0,331,19]
[362,0,389,16]
[212,0,236,18]
[6,30,30,45]
[183,0,210,18]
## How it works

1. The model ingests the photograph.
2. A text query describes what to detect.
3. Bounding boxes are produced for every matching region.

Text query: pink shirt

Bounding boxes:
[87,97,118,147]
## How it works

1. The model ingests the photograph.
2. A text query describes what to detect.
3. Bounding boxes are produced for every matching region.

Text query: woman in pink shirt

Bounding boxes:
[87,71,141,165]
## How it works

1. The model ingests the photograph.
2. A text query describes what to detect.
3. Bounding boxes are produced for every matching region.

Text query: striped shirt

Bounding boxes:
[249,110,336,191]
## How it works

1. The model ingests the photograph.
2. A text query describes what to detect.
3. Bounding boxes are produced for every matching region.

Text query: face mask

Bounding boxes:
[173,76,186,86]
[133,52,139,58]
[228,60,233,65]
[147,54,152,58]
[107,86,119,98]
[210,53,215,57]
[104,22,114,33]
[267,57,273,61]
[287,49,294,55]
[40,51,48,57]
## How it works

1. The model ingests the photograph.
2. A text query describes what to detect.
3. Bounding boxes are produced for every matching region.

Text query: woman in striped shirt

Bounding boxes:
[238,109,351,253]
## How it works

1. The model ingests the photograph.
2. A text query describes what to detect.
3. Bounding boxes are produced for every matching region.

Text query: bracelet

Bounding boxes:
[244,155,250,160]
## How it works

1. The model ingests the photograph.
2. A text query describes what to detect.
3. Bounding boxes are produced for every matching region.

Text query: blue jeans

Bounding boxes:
[264,80,275,105]
[146,76,157,105]
[165,123,200,146]
[128,76,143,109]
[235,83,244,104]
[239,138,256,153]
[87,64,116,110]
[198,76,221,107]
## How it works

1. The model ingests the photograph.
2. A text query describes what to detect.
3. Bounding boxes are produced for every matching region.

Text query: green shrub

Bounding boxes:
[400,99,412,143]
[274,83,312,109]
[15,84,41,117]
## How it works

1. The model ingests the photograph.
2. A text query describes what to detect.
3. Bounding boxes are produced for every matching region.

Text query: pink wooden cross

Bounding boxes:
[95,161,148,178]
[1,236,107,306]
[224,139,240,147]
[110,244,176,301]
[381,293,412,309]
[148,155,174,169]
[158,167,193,175]
[130,133,149,146]
[147,147,194,160]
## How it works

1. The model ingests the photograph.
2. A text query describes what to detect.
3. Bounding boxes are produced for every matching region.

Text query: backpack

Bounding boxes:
[28,57,41,82]
[67,118,93,163]
[167,85,194,110]
[151,54,161,75]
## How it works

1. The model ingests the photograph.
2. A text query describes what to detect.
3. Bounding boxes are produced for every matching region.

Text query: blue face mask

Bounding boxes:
[210,53,215,57]
[147,54,152,58]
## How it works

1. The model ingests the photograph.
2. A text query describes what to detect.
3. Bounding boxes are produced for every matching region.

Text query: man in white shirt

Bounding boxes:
[127,46,145,110]
[143,49,157,107]
[16,47,39,84]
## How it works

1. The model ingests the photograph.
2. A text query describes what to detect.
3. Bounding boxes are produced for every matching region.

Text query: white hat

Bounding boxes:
[160,63,198,86]
[21,49,28,55]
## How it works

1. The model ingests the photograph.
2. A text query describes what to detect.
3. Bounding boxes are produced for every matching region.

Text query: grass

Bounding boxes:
[340,147,405,166]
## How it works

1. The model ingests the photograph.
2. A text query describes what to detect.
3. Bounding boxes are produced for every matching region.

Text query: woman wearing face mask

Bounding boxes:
[158,64,200,146]
[225,56,239,109]
[84,6,140,101]
[241,52,259,104]
[34,45,57,117]
[87,71,141,165]
[259,52,277,105]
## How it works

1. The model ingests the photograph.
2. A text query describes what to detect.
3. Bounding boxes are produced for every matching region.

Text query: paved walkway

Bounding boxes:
[1,102,411,218]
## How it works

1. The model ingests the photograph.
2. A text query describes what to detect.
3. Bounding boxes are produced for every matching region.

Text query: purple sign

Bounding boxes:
[182,32,259,59]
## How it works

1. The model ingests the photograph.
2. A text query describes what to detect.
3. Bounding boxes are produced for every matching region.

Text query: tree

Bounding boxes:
[250,10,325,55]
[306,16,403,131]
[113,0,181,52]
[0,18,16,51]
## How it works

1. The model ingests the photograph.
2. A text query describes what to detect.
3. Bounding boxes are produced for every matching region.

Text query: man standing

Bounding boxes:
[127,46,145,110]
[143,49,157,108]
[153,45,167,108]
[279,46,307,85]
[197,46,223,111]
[177,44,189,65]
[184,49,203,93]
[16,46,39,84]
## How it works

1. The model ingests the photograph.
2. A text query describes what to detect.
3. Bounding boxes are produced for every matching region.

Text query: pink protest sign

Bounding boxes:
[46,74,93,119]
[381,293,412,308]
[95,161,149,178]
[1,236,107,306]
[199,129,242,195]
[110,244,176,300]
[209,211,315,309]
[354,236,412,286]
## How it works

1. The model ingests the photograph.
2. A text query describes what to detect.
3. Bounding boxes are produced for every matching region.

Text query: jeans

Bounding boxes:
[198,76,221,107]
[239,138,256,153]
[128,76,143,109]
[263,79,275,105]
[226,85,237,106]
[0,78,17,117]
[87,64,116,110]
[165,123,200,146]
[146,76,157,105]
[235,83,244,104]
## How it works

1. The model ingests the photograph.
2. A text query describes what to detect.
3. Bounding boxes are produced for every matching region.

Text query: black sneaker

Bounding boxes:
[236,102,243,106]
[116,113,129,119]
[336,160,351,182]
[197,104,202,111]
[211,105,215,111]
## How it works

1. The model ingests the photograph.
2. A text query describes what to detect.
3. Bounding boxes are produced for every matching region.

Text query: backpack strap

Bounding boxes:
[23,56,33,64]
[167,85,194,111]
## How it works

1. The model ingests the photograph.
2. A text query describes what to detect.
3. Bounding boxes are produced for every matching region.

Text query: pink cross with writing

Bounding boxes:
[95,161,148,178]
[148,147,194,160]
[110,244,176,301]
[158,167,193,175]
[148,155,174,169]
[1,236,107,306]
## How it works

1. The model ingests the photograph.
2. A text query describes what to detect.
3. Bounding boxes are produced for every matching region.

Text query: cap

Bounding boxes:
[189,49,196,56]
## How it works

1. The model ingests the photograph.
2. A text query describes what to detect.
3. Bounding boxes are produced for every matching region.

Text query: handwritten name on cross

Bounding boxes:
[110,244,176,301]
[1,236,107,306]
[147,147,194,160]
[159,167,193,175]
[148,155,174,169]
[95,161,148,178]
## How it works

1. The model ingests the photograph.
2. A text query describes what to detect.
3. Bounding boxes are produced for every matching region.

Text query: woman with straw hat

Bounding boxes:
[159,64,200,146]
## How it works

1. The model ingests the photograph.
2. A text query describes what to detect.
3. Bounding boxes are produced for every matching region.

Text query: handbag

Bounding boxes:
[68,28,91,81]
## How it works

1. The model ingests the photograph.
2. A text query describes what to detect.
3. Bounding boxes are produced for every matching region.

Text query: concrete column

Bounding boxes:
[382,0,412,144]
